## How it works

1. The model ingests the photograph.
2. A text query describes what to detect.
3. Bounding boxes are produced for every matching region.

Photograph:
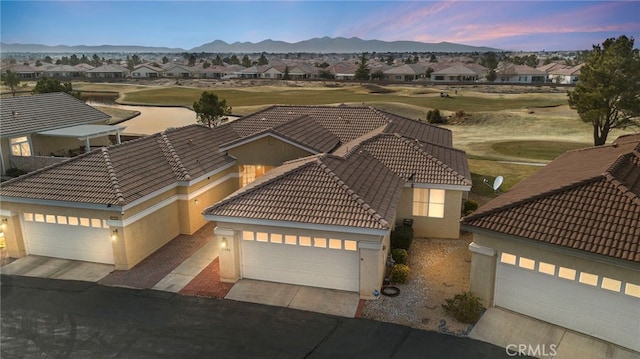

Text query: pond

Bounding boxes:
[86,96,238,136]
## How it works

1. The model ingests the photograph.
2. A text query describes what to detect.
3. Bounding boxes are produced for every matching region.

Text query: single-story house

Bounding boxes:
[42,65,84,78]
[430,65,482,82]
[461,134,640,352]
[383,64,426,81]
[0,92,124,174]
[86,64,130,79]
[495,63,547,83]
[0,105,471,299]
[131,64,163,78]
[1,64,40,79]
[164,64,194,78]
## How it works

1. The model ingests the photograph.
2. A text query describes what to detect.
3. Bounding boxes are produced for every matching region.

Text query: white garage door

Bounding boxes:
[240,231,359,292]
[495,253,640,352]
[23,213,114,264]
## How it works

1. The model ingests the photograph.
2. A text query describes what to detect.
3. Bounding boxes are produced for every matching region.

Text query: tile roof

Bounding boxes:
[204,151,404,230]
[351,133,471,186]
[462,139,640,263]
[0,124,239,206]
[0,92,111,137]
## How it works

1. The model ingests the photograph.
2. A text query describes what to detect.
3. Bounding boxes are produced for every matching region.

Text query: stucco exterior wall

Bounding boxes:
[396,188,463,239]
[226,137,315,167]
[31,134,110,156]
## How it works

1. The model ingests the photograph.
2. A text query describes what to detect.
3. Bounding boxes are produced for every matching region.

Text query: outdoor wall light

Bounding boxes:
[194,198,199,204]
[221,237,228,249]
[1,218,8,231]
[111,229,118,241]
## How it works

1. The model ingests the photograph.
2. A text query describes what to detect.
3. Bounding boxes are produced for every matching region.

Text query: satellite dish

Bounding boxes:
[493,176,504,191]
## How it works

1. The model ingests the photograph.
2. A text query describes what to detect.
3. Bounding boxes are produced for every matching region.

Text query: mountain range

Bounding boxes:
[0,37,501,54]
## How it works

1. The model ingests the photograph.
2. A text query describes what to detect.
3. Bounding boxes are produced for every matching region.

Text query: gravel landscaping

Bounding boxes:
[362,231,476,336]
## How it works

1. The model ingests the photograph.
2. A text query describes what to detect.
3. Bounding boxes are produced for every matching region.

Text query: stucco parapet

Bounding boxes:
[469,242,496,257]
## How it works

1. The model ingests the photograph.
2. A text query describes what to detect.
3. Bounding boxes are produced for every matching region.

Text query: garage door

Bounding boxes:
[240,231,359,292]
[23,213,114,264]
[495,252,640,352]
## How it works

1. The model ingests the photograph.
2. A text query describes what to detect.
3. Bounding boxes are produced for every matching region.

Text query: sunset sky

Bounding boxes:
[1,1,638,51]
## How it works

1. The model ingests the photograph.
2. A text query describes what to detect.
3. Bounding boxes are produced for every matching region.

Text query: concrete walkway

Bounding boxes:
[0,256,113,282]
[225,279,360,318]
[469,307,639,359]
[152,238,219,292]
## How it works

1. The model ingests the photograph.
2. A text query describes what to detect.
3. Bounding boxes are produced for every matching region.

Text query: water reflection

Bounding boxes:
[87,98,237,136]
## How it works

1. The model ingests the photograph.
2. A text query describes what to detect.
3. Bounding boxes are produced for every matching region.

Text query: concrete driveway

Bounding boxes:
[225,279,360,318]
[469,307,639,359]
[0,255,113,282]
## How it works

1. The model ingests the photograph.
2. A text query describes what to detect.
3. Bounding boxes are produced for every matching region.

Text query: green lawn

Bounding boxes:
[490,140,590,161]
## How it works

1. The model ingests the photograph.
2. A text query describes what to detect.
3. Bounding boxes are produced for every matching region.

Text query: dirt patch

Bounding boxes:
[362,232,475,336]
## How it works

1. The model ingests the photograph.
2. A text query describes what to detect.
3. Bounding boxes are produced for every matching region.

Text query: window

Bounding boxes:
[518,257,535,270]
[242,231,254,241]
[57,216,67,225]
[344,240,357,251]
[601,277,621,292]
[10,136,31,157]
[500,252,517,265]
[45,215,56,224]
[624,283,640,298]
[270,233,282,244]
[314,237,327,248]
[68,217,79,225]
[558,267,576,281]
[329,239,341,250]
[91,218,103,228]
[256,232,268,242]
[412,188,445,218]
[538,262,555,276]
[299,236,311,246]
[79,218,90,227]
[241,165,268,187]
[579,272,598,286]
[24,213,33,222]
[285,235,297,245]
[34,214,45,222]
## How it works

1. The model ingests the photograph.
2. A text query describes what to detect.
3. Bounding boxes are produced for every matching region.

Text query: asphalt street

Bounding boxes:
[1,275,512,358]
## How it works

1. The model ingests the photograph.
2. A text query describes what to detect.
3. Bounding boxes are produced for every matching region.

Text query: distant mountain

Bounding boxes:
[0,43,186,53]
[0,37,502,54]
[190,37,502,53]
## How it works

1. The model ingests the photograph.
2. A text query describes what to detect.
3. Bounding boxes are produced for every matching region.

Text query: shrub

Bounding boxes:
[5,168,27,178]
[391,248,408,265]
[391,225,413,250]
[427,109,445,124]
[390,264,410,284]
[442,291,484,324]
[463,200,479,215]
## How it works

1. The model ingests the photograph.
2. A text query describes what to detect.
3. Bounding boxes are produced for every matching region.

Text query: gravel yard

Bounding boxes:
[362,232,475,336]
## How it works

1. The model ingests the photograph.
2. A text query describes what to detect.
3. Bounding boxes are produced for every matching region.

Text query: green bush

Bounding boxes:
[463,200,479,215]
[391,225,413,250]
[391,248,408,265]
[5,167,27,178]
[390,264,410,284]
[442,291,484,324]
[427,109,445,124]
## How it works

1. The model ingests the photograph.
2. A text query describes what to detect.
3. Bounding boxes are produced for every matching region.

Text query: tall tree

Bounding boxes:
[354,53,370,81]
[257,53,269,66]
[193,91,232,128]
[32,76,81,99]
[2,70,21,96]
[568,35,640,146]
[241,55,252,67]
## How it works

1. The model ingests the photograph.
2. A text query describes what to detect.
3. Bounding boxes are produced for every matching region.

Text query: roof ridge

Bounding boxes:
[604,152,640,205]
[316,157,390,229]
[158,132,192,181]
[100,148,126,205]
[400,135,471,184]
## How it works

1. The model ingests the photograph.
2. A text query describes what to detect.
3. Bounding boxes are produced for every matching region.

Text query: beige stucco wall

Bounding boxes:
[227,136,315,167]
[30,134,110,157]
[1,138,10,174]
[469,231,640,306]
[1,214,26,258]
[396,187,464,239]
[214,221,387,298]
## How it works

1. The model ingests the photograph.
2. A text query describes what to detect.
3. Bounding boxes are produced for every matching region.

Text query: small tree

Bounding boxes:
[193,91,232,128]
[32,76,80,99]
[2,70,21,96]
[568,35,640,146]
[354,53,370,82]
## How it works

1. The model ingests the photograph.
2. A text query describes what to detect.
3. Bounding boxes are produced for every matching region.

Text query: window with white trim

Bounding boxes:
[329,239,342,249]
[601,277,621,292]
[412,188,445,218]
[314,237,327,248]
[518,257,535,270]
[558,267,576,281]
[579,272,598,286]
[256,232,268,242]
[242,231,254,241]
[624,283,640,298]
[538,262,555,276]
[299,236,311,246]
[285,235,297,245]
[500,252,517,265]
[344,240,357,251]
[10,136,31,157]
[270,233,282,244]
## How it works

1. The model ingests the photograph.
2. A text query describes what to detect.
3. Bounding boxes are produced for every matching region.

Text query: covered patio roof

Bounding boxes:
[38,124,127,152]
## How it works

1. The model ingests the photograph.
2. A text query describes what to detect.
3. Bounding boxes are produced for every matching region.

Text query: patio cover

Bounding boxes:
[38,124,126,152]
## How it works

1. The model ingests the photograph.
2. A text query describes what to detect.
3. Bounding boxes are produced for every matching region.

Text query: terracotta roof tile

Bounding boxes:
[0,92,110,137]
[462,139,640,263]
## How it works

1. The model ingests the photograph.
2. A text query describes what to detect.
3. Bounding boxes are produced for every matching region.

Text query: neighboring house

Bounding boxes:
[496,63,547,83]
[546,63,583,84]
[430,65,482,82]
[461,134,640,352]
[383,64,426,81]
[2,64,40,79]
[0,92,124,174]
[326,62,357,80]
[199,65,228,79]
[164,64,194,78]
[74,63,95,72]
[85,64,130,79]
[0,105,471,300]
[131,64,163,78]
[42,64,84,78]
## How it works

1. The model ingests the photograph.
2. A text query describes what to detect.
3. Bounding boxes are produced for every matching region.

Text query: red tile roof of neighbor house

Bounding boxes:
[462,135,640,263]
[0,92,110,137]
[0,124,239,206]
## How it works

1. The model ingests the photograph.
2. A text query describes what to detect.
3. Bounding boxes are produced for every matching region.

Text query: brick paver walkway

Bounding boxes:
[99,222,214,289]
[179,257,233,298]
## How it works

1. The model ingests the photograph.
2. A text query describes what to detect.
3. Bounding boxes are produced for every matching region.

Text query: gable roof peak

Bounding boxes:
[100,148,126,205]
